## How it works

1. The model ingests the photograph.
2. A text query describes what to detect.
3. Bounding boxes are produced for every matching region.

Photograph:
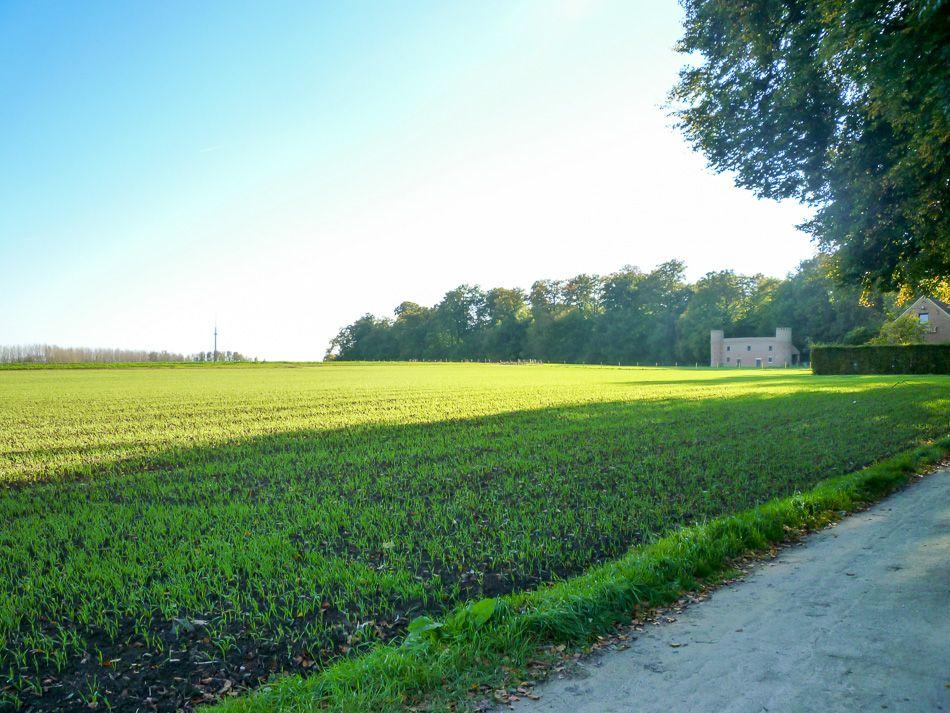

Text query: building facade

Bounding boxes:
[898,296,950,344]
[710,327,800,367]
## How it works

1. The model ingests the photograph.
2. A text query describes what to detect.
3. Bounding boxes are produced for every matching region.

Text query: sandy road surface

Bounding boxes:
[507,470,949,713]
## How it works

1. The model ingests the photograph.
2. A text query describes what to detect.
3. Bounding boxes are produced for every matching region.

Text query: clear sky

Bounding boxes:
[1,0,814,360]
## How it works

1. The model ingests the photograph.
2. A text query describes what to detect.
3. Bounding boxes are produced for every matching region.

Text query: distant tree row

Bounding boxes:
[327,258,897,364]
[0,345,252,364]
[192,350,251,363]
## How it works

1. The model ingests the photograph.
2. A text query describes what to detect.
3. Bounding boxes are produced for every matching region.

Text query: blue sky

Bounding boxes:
[1,0,814,360]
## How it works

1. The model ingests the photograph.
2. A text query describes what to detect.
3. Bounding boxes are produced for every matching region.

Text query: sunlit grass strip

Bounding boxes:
[217,437,949,712]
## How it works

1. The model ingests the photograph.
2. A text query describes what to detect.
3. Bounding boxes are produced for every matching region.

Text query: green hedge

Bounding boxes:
[811,344,950,374]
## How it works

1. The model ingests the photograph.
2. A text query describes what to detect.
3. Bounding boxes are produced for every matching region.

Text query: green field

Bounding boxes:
[1,363,947,710]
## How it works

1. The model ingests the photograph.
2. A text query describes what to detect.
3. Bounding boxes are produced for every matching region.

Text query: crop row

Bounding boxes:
[0,364,946,710]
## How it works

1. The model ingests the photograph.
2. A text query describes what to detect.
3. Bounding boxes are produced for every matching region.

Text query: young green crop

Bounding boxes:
[0,363,947,710]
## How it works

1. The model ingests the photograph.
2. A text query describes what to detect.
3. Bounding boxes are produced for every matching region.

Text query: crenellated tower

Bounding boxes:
[710,329,724,366]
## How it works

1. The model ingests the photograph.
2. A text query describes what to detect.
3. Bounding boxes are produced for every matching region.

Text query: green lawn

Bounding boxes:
[1,363,947,710]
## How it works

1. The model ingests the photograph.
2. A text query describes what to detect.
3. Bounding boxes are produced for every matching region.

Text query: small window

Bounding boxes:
[726,345,730,352]
[746,345,751,351]
[768,356,773,363]
[919,312,930,323]
[768,345,773,351]
[726,357,730,362]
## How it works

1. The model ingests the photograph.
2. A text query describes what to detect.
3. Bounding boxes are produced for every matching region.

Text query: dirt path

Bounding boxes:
[507,469,949,713]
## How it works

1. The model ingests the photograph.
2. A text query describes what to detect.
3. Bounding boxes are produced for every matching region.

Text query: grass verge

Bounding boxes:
[216,436,949,712]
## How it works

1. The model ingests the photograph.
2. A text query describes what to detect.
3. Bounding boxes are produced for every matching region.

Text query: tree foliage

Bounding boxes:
[0,345,223,364]
[326,258,891,363]
[670,0,950,292]
[868,313,928,344]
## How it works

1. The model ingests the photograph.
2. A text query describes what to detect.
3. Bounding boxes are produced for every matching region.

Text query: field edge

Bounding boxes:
[213,435,950,713]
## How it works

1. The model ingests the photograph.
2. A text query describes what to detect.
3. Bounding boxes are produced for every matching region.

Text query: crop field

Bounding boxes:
[1,363,947,710]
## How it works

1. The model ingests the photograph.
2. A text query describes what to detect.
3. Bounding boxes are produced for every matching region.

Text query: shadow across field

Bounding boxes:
[1,380,947,711]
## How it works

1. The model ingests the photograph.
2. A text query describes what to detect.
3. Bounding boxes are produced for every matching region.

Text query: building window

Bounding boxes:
[726,357,730,362]
[768,345,773,351]
[919,312,930,323]
[726,346,730,351]
[746,345,751,351]
[768,356,773,363]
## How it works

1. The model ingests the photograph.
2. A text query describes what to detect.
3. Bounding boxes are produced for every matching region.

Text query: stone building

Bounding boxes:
[897,296,950,344]
[710,327,800,367]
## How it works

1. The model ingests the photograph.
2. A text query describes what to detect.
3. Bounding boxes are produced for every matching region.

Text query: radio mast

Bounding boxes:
[213,322,218,362]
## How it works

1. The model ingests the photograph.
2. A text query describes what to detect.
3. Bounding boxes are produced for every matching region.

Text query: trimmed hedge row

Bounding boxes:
[811,344,950,374]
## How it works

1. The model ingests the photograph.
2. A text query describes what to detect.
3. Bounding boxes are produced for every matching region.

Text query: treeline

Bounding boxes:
[327,258,893,364]
[0,345,251,364]
[192,350,251,363]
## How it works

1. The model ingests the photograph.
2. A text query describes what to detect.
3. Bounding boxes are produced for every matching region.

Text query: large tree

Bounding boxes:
[596,261,688,363]
[670,0,949,293]
[481,288,529,360]
[751,257,888,349]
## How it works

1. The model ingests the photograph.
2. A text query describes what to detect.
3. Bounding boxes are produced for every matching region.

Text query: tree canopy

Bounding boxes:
[869,314,929,344]
[326,258,892,363]
[670,0,949,293]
